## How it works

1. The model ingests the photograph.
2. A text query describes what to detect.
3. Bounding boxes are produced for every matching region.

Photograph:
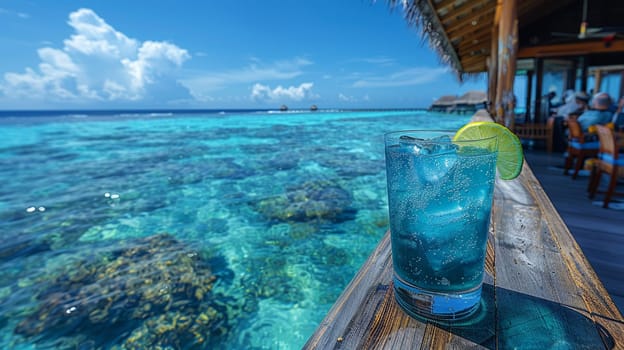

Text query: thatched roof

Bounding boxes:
[431,95,457,106]
[455,90,486,104]
[388,0,624,79]
[431,91,486,106]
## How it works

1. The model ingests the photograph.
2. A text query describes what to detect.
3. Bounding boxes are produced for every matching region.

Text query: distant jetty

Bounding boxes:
[429,91,487,114]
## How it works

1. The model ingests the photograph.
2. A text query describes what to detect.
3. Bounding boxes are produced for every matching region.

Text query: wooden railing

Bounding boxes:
[304,161,623,349]
[513,119,554,153]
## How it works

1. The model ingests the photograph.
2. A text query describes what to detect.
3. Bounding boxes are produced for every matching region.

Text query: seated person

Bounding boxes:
[577,92,613,131]
[551,92,590,152]
[556,91,578,118]
[612,96,624,130]
[557,91,589,120]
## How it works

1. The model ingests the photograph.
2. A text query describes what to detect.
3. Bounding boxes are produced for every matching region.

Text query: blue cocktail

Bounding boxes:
[384,130,498,321]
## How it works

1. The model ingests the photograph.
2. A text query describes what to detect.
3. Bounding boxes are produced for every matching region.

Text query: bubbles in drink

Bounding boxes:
[385,132,496,293]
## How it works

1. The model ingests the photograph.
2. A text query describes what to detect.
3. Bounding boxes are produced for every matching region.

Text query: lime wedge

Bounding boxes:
[453,121,524,180]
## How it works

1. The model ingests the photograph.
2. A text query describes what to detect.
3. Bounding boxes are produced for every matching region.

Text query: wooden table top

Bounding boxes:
[304,161,624,349]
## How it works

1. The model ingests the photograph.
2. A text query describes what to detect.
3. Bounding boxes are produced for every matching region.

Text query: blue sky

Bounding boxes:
[0,1,486,110]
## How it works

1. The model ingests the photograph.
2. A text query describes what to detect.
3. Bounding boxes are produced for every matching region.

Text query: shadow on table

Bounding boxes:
[436,283,616,349]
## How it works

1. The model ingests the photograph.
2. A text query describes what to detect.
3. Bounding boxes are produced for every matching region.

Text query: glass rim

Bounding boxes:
[384,129,498,143]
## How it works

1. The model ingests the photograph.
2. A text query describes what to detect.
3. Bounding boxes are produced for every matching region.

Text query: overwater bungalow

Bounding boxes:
[455,90,487,112]
[306,0,624,348]
[429,94,457,112]
[430,91,487,114]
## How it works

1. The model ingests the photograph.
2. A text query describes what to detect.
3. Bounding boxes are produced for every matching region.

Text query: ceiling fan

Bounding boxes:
[551,0,624,40]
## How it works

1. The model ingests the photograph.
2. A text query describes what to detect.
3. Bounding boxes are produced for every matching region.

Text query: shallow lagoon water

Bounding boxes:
[0,110,470,349]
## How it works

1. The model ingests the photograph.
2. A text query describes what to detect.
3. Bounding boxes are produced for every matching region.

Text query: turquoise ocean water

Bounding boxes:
[0,110,470,349]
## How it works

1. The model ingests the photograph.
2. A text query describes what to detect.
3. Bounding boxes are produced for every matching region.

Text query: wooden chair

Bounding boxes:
[513,119,554,153]
[588,125,624,208]
[564,119,599,179]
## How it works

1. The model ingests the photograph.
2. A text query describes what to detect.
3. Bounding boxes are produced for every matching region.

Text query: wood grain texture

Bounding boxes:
[304,160,624,349]
[524,150,624,313]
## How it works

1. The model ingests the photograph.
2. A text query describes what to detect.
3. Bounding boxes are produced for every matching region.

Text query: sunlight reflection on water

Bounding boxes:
[0,110,470,349]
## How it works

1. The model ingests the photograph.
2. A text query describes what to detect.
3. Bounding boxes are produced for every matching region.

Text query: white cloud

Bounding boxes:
[251,82,316,102]
[180,57,312,101]
[350,56,396,66]
[0,8,190,104]
[0,8,30,19]
[352,67,448,88]
[338,93,370,103]
[338,93,354,102]
[64,8,138,57]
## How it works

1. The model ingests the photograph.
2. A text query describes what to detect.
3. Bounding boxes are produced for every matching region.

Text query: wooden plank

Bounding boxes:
[450,24,491,44]
[461,54,489,67]
[458,38,490,57]
[520,162,624,347]
[446,10,494,39]
[304,159,624,349]
[441,0,495,27]
[517,40,624,59]
[434,0,460,14]
[463,61,487,74]
[455,29,491,48]
[303,233,496,349]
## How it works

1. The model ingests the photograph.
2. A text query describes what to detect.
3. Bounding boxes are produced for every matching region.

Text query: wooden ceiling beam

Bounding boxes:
[452,26,491,42]
[461,51,487,61]
[446,11,494,39]
[462,59,487,72]
[458,44,490,59]
[454,39,490,59]
[464,62,487,73]
[456,30,491,51]
[441,0,495,27]
[460,53,488,67]
[424,0,591,75]
[517,0,573,28]
[434,0,460,14]
[517,40,624,58]
[448,24,492,42]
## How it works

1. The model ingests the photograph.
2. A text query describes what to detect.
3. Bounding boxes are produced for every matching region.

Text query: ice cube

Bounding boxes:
[414,202,466,272]
[400,135,458,156]
[398,135,458,182]
[399,134,424,145]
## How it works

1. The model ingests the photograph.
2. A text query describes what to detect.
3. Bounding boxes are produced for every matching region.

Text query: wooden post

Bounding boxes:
[525,70,533,123]
[619,71,624,98]
[535,58,544,123]
[580,56,588,93]
[494,0,518,128]
[488,3,501,117]
[594,69,603,94]
[487,56,497,116]
[568,60,578,90]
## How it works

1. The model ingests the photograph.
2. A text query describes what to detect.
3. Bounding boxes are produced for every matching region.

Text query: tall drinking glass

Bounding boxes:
[384,130,498,321]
